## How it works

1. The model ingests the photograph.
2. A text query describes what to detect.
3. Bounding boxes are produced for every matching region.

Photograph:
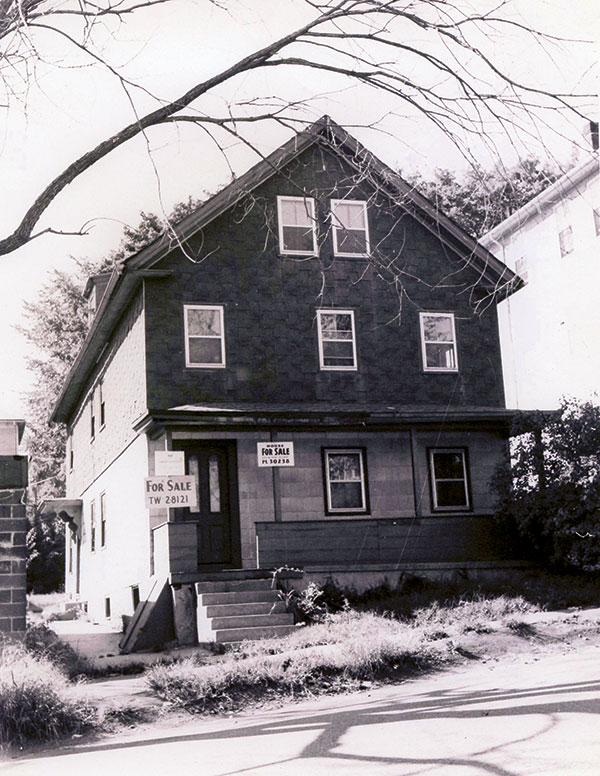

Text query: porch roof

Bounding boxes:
[134,402,530,434]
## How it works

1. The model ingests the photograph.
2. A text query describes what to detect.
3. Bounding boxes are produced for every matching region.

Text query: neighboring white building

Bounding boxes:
[481,156,600,410]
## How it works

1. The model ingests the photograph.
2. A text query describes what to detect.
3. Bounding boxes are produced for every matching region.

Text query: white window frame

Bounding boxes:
[323,448,368,514]
[317,309,358,371]
[429,448,470,511]
[419,312,459,373]
[331,199,370,257]
[100,492,107,549]
[184,305,226,368]
[90,500,96,553]
[276,196,318,256]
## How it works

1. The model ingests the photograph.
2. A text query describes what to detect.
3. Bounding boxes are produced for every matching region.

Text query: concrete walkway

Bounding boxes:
[5,641,600,775]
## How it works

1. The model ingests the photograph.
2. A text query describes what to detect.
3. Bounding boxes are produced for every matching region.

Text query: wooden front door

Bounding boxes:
[173,441,238,569]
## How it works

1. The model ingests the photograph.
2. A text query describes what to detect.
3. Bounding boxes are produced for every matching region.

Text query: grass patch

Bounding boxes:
[345,570,600,620]
[146,611,448,714]
[0,643,97,749]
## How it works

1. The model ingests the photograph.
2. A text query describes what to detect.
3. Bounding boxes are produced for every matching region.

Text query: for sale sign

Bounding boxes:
[257,441,295,467]
[144,475,198,508]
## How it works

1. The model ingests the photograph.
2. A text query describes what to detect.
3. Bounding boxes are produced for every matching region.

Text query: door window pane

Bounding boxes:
[208,455,221,513]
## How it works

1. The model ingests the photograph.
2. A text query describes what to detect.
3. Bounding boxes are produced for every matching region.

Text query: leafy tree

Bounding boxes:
[0,1,593,256]
[408,157,561,238]
[21,199,199,591]
[492,399,600,571]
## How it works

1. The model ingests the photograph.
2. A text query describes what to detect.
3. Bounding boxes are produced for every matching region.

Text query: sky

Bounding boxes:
[0,0,597,419]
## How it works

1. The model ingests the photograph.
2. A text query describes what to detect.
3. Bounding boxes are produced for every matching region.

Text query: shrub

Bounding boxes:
[493,399,600,571]
[0,643,96,748]
[24,624,92,680]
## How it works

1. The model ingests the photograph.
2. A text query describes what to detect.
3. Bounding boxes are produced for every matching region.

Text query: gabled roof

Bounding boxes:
[480,156,599,247]
[51,116,519,424]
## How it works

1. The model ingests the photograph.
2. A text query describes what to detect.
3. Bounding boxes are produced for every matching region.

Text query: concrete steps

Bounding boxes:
[195,577,296,644]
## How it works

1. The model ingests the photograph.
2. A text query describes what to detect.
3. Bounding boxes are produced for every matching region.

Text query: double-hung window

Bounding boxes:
[331,199,369,257]
[420,312,458,372]
[429,448,470,511]
[184,305,226,368]
[100,492,107,548]
[317,309,357,370]
[90,501,96,552]
[323,448,368,514]
[277,196,318,255]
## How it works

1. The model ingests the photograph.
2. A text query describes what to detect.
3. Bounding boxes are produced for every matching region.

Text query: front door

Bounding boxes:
[172,441,238,569]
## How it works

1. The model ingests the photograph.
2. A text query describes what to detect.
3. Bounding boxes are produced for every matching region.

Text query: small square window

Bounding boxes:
[331,200,370,256]
[420,312,458,372]
[184,305,226,368]
[277,196,318,255]
[317,309,357,370]
[429,448,470,511]
[515,257,528,284]
[323,448,369,514]
[559,226,573,257]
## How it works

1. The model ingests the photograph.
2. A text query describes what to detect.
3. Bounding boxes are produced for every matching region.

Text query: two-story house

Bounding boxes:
[47,117,522,648]
[481,152,599,409]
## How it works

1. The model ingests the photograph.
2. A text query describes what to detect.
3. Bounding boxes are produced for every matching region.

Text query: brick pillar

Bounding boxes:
[0,489,27,639]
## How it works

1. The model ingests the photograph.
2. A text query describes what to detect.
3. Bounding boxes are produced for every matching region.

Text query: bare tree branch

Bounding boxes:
[0,0,594,256]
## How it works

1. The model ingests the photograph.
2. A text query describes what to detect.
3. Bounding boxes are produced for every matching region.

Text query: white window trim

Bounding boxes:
[317,309,358,371]
[331,199,370,257]
[419,312,459,373]
[184,305,226,368]
[324,448,368,514]
[429,448,470,511]
[100,492,107,549]
[90,500,96,553]
[276,195,318,256]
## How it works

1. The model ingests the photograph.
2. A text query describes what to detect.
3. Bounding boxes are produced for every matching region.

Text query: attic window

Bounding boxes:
[277,196,318,255]
[420,312,458,372]
[331,200,369,257]
[184,305,226,368]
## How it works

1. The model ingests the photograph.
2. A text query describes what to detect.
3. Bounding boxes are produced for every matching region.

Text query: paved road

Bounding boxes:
[3,644,599,775]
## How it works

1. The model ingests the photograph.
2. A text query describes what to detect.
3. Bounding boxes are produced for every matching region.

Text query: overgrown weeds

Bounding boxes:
[24,624,93,680]
[146,611,447,714]
[0,643,97,749]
